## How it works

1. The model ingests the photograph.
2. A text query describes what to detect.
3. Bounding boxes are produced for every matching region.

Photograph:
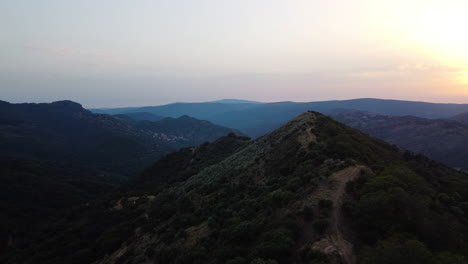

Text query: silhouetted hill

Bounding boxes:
[0,100,244,175]
[91,98,468,137]
[0,100,174,175]
[332,110,468,171]
[9,112,468,264]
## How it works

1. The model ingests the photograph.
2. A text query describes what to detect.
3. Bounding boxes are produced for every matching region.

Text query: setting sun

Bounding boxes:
[462,72,468,84]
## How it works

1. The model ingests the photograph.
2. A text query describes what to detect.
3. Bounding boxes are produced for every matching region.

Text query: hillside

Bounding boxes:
[7,112,468,264]
[0,100,175,175]
[115,112,165,122]
[91,98,468,137]
[131,116,244,148]
[452,112,468,123]
[332,110,468,171]
[0,100,241,175]
[0,157,119,256]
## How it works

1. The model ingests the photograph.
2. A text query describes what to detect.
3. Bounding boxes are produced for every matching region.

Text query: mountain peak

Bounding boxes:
[50,100,85,111]
[292,110,318,121]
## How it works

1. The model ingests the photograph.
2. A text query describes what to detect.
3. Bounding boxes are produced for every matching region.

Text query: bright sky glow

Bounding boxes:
[0,0,467,107]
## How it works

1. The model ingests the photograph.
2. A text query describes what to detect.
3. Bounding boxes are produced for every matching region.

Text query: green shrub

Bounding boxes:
[360,236,434,264]
[254,228,295,262]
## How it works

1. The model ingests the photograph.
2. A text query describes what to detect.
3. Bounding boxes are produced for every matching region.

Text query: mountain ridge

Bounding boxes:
[9,111,468,264]
[90,98,468,137]
[0,100,243,175]
[331,110,468,170]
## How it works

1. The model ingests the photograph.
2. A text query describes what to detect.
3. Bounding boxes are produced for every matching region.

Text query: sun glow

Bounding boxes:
[461,72,468,84]
[368,0,468,95]
[371,0,468,65]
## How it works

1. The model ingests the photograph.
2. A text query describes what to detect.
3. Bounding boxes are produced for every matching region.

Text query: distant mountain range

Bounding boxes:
[208,99,262,104]
[332,110,468,171]
[90,98,468,137]
[0,100,240,175]
[8,111,468,264]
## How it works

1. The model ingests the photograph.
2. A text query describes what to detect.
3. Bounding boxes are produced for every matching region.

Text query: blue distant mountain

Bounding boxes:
[90,98,468,137]
[207,99,263,104]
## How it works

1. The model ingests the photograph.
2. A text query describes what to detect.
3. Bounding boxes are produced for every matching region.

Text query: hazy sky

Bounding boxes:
[1,0,468,107]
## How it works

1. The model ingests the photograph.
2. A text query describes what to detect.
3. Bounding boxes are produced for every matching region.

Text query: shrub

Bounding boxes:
[254,228,295,262]
[250,258,279,264]
[299,245,329,263]
[303,206,314,221]
[313,219,329,234]
[360,236,434,264]
[268,189,295,206]
[341,200,356,217]
[318,199,333,210]
[226,256,248,264]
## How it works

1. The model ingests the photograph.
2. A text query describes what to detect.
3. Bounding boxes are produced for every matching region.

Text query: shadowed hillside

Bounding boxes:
[7,112,468,264]
[0,100,173,175]
[131,115,244,148]
[115,112,165,122]
[0,100,242,175]
[452,112,468,123]
[332,110,468,171]
[0,157,120,256]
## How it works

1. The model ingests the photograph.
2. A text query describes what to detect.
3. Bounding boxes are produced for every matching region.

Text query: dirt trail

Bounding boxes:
[312,166,361,264]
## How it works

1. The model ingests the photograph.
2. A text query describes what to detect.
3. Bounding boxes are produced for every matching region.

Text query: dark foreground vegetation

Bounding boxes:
[4,112,468,264]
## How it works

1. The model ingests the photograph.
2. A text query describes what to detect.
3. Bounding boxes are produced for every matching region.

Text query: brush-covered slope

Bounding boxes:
[0,157,120,256]
[7,112,468,264]
[332,110,468,171]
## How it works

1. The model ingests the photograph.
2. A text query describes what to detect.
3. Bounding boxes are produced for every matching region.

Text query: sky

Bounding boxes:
[1,0,468,107]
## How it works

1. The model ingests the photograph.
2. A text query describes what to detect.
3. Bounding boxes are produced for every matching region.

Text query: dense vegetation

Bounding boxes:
[6,111,468,264]
[0,157,119,257]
